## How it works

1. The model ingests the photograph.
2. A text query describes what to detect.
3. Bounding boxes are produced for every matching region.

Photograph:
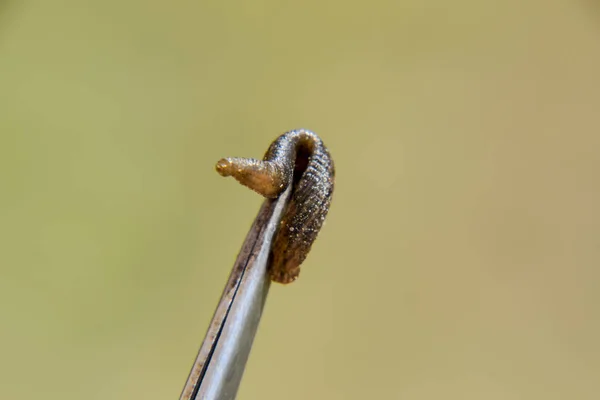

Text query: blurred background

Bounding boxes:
[1,1,599,399]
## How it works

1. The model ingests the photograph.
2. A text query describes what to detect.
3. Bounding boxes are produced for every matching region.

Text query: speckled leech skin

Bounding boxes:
[216,129,335,284]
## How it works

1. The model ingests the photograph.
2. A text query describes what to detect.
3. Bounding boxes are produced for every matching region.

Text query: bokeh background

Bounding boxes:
[1,1,599,399]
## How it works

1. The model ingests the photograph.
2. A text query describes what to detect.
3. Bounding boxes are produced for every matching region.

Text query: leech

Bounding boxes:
[216,129,335,284]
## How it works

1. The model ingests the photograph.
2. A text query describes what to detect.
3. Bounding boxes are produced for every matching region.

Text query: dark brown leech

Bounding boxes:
[216,129,335,284]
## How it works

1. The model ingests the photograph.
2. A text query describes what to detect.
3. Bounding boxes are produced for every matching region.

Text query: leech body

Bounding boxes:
[216,129,335,284]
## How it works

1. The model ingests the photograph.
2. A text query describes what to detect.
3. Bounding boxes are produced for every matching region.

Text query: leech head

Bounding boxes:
[215,158,234,176]
[215,157,288,198]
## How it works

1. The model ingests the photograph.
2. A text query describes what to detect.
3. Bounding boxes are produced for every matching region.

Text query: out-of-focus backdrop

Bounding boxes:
[1,1,599,399]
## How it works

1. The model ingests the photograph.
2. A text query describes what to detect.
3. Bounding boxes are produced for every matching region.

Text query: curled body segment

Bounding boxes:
[216,129,335,283]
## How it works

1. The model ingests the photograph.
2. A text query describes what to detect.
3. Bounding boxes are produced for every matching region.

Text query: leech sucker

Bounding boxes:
[216,129,335,284]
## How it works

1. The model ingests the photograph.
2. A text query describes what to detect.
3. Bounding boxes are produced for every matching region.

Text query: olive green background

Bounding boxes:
[1,1,599,399]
